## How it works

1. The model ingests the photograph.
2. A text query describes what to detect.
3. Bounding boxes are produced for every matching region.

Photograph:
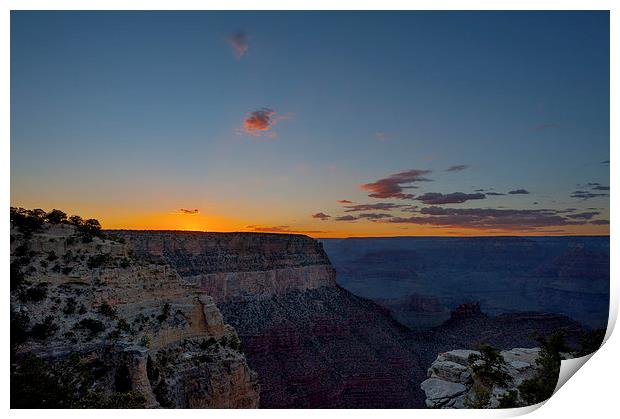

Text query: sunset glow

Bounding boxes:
[11,12,609,237]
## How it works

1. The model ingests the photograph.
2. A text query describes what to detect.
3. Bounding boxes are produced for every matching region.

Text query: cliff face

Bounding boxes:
[112,231,336,303]
[111,230,585,408]
[113,230,428,407]
[11,224,259,408]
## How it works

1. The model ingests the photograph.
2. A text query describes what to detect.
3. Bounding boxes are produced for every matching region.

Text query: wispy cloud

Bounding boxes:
[247,225,326,234]
[337,199,354,204]
[508,189,530,195]
[485,192,506,196]
[375,132,390,142]
[228,31,249,59]
[242,108,285,137]
[360,169,432,199]
[357,213,392,221]
[570,190,608,200]
[312,212,331,221]
[176,208,200,215]
[343,203,408,212]
[415,192,485,205]
[386,207,586,231]
[445,165,469,172]
[335,215,357,221]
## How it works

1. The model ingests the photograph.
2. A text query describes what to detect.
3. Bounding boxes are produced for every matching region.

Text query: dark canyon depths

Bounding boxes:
[114,231,594,408]
[320,236,609,330]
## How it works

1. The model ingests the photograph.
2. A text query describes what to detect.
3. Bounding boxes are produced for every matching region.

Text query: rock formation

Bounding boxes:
[11,223,259,408]
[421,348,542,408]
[112,230,585,408]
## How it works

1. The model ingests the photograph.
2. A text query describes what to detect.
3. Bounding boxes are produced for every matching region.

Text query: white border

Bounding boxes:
[3,2,617,418]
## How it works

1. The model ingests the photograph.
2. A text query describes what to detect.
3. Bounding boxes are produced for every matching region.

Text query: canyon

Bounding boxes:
[110,230,586,408]
[11,216,595,409]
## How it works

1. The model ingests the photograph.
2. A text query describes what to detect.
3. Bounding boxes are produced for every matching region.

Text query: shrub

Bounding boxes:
[498,390,519,408]
[574,329,606,357]
[75,318,106,337]
[11,309,30,346]
[98,303,117,318]
[87,254,111,269]
[10,207,44,235]
[157,303,171,323]
[45,209,68,224]
[20,283,48,302]
[518,331,569,405]
[30,316,59,340]
[465,344,512,408]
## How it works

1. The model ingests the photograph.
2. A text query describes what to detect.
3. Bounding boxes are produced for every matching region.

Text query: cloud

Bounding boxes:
[566,211,600,220]
[387,207,586,231]
[343,203,408,212]
[590,219,610,225]
[508,189,530,195]
[375,132,389,141]
[337,199,354,204]
[228,31,249,59]
[415,192,486,205]
[360,169,432,199]
[312,212,331,221]
[534,123,559,131]
[446,165,469,172]
[570,190,609,200]
[335,215,358,221]
[247,225,326,234]
[485,192,506,196]
[242,108,284,137]
[176,208,200,215]
[601,160,610,165]
[584,183,609,190]
[357,212,392,220]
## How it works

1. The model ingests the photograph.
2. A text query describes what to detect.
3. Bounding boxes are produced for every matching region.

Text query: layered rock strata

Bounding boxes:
[11,224,259,408]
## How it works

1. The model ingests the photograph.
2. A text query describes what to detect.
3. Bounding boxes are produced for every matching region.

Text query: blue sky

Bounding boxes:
[11,11,610,236]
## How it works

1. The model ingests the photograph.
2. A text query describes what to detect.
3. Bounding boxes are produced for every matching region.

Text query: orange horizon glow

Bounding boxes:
[10,203,610,239]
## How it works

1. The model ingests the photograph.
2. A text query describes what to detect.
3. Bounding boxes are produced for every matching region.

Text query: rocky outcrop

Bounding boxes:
[421,348,542,408]
[110,231,336,302]
[11,223,259,408]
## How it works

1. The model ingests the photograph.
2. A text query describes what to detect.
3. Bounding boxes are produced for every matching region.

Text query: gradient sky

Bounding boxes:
[11,11,610,237]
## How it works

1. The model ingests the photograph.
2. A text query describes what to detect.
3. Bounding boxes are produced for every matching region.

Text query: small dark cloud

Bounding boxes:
[534,123,559,131]
[570,190,609,200]
[446,165,469,172]
[601,160,610,166]
[177,208,200,215]
[337,199,354,204]
[508,189,530,195]
[485,192,505,196]
[312,212,331,221]
[360,169,432,199]
[228,31,249,59]
[415,192,486,205]
[566,211,600,220]
[590,219,610,225]
[344,203,408,212]
[593,185,610,191]
[357,213,392,221]
[242,108,284,137]
[335,215,358,221]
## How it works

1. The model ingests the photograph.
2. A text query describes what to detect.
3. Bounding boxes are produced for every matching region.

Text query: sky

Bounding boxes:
[11,11,610,237]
